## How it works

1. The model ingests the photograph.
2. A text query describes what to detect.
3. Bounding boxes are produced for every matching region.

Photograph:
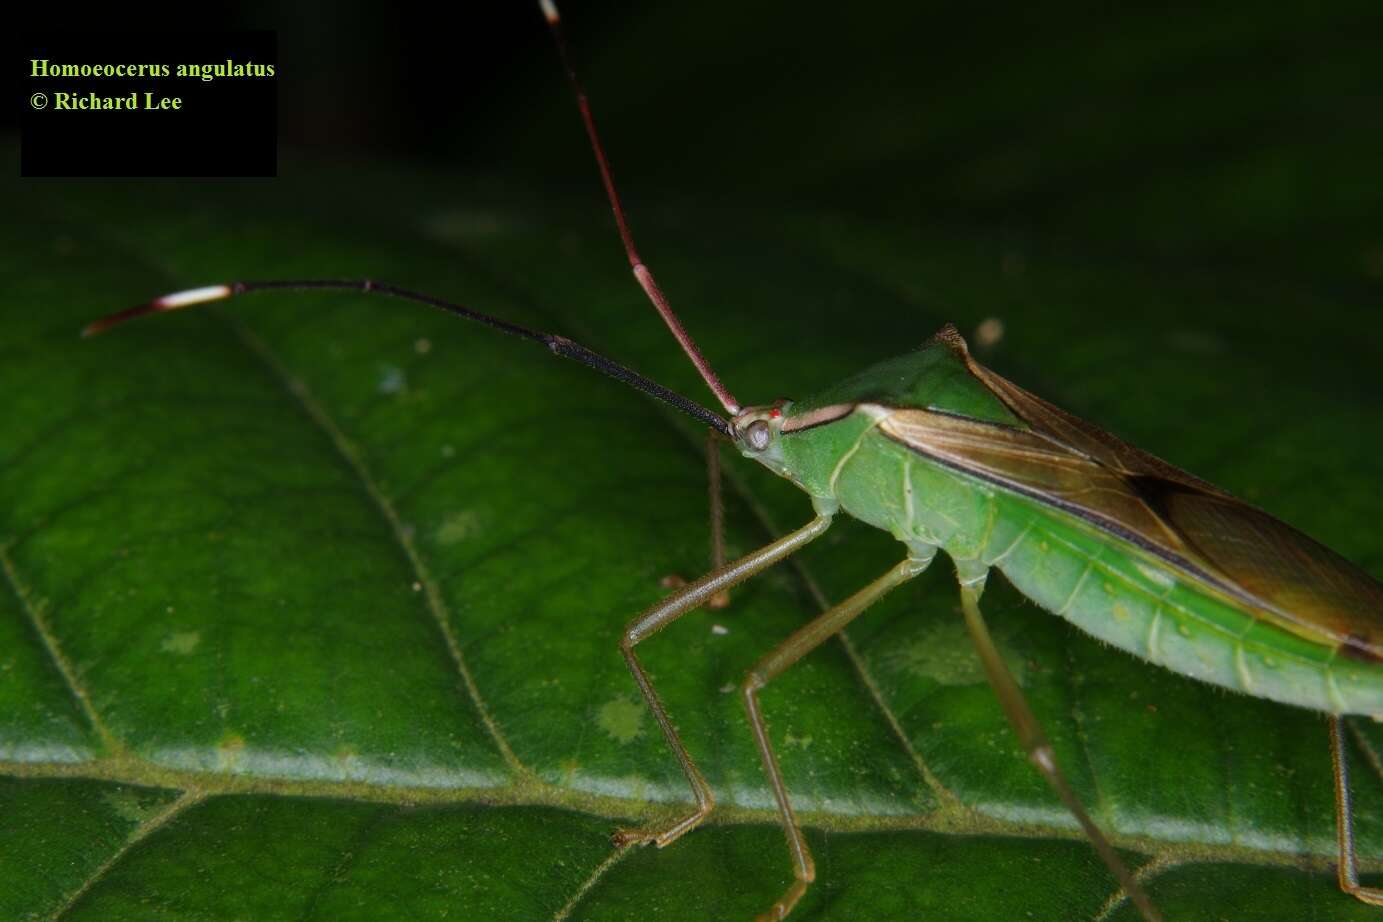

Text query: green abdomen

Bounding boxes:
[810,418,1382,717]
[982,494,1383,717]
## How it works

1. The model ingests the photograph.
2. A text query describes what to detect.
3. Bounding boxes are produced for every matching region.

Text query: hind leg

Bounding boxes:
[1329,715,1383,904]
[958,577,1161,922]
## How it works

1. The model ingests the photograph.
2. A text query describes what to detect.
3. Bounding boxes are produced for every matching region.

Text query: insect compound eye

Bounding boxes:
[745,419,771,451]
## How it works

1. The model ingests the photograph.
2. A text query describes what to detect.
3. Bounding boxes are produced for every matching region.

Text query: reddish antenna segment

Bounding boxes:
[539,0,741,416]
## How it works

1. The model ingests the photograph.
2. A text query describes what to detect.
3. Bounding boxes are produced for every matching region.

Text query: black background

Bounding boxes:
[7,3,574,169]
[21,31,277,177]
[7,1,1381,288]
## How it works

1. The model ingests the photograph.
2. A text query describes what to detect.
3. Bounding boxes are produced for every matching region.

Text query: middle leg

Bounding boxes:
[742,552,934,921]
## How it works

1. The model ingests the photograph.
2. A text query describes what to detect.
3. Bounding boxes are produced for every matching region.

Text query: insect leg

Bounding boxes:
[615,513,834,848]
[1329,715,1383,904]
[706,427,730,610]
[958,580,1162,922]
[743,554,932,921]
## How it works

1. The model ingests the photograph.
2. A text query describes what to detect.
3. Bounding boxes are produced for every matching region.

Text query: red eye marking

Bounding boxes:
[769,408,782,419]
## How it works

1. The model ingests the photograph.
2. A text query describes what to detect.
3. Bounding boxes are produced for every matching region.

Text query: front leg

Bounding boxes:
[614,513,833,848]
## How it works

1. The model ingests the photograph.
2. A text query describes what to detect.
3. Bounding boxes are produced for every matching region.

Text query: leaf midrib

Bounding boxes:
[0,755,1351,870]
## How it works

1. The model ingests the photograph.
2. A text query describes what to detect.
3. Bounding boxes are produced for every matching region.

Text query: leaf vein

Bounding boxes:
[299,806,389,921]
[0,541,120,755]
[1090,851,1181,922]
[0,757,1368,874]
[49,788,204,921]
[223,317,528,779]
[552,845,632,921]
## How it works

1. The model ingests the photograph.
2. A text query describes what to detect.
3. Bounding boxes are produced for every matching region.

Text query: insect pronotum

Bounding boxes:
[83,3,1383,919]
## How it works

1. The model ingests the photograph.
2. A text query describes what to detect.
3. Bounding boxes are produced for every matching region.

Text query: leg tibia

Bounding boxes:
[742,555,930,920]
[959,582,1162,922]
[1330,715,1383,904]
[613,514,832,849]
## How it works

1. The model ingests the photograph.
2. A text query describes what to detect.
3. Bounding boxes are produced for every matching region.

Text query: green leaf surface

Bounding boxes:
[3,165,1380,920]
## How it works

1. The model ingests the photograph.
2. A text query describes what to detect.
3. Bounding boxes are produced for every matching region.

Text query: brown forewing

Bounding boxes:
[875,363,1383,659]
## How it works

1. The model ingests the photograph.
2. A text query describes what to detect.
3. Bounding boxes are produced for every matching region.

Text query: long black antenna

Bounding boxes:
[84,280,733,438]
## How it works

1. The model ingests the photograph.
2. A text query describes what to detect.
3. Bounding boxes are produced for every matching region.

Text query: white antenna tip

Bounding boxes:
[539,0,559,24]
[155,284,233,310]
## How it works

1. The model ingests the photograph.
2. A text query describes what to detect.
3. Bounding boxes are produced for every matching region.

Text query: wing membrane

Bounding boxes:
[968,363,1228,494]
[1163,488,1383,654]
[878,377,1383,658]
[879,408,1192,554]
